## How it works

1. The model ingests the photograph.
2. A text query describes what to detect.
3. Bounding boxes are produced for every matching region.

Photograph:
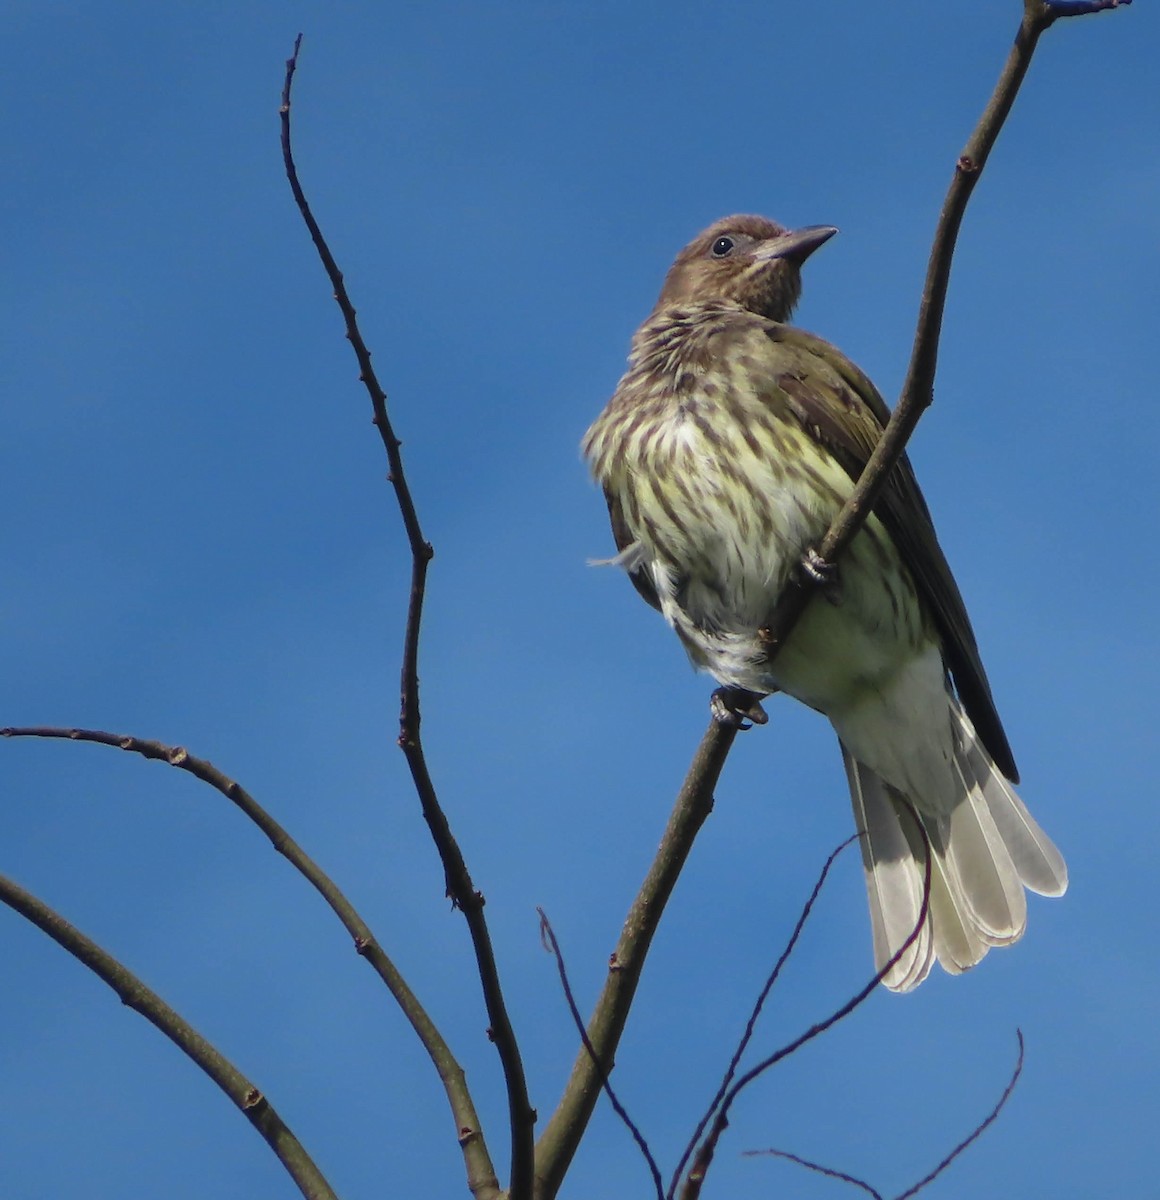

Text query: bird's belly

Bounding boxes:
[634,424,932,713]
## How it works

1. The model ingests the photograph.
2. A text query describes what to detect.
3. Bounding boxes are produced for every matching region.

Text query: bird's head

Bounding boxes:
[655,214,837,323]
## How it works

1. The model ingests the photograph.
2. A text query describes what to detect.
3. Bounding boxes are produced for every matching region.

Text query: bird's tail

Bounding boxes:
[840,707,1068,992]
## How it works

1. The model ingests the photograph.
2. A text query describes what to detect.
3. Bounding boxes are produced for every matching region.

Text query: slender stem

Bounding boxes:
[759,0,1130,654]
[1,724,501,1200]
[743,1027,1026,1195]
[1044,0,1130,15]
[895,1030,1024,1199]
[280,37,534,1198]
[0,872,338,1200]
[741,1029,1026,1198]
[744,1149,882,1200]
[760,0,1056,655]
[533,722,737,1199]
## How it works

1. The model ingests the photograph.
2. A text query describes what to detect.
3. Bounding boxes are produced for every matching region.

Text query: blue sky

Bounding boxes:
[2,3,1157,1197]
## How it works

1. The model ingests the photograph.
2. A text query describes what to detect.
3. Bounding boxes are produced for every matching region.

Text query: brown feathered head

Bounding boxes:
[655,214,837,323]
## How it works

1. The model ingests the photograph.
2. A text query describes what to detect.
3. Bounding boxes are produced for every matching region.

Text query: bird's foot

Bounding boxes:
[710,686,769,729]
[800,547,842,606]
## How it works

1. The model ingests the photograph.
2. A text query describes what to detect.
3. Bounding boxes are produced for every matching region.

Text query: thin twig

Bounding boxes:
[0,872,337,1200]
[279,37,534,1198]
[533,720,737,1199]
[1044,0,1130,15]
[678,806,932,1200]
[759,0,1077,658]
[895,1030,1025,1199]
[1,724,501,1200]
[668,836,859,1198]
[743,1149,882,1199]
[538,910,665,1200]
[743,1029,1025,1199]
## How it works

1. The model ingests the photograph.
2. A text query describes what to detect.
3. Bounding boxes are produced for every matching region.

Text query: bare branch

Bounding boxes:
[743,1149,883,1199]
[538,910,664,1200]
[669,836,859,1197]
[534,719,737,1198]
[758,0,1098,658]
[678,805,932,1200]
[1,724,501,1200]
[743,1029,1025,1200]
[0,872,337,1200]
[895,1030,1025,1199]
[279,38,534,1197]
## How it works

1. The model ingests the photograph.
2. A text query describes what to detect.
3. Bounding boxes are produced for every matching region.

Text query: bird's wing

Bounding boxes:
[754,321,1019,783]
[604,487,663,611]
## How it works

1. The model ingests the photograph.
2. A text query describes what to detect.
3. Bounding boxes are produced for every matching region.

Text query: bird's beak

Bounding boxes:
[754,224,839,265]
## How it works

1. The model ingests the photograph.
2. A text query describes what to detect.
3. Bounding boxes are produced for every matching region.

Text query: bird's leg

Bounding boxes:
[710,686,769,729]
[800,546,843,606]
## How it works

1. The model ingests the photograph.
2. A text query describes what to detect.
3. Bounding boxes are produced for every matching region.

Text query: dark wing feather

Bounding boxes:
[758,323,1019,782]
[605,487,663,611]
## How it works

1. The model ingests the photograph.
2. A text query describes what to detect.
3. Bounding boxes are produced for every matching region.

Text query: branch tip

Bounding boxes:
[749,1027,1026,1200]
[1046,0,1130,14]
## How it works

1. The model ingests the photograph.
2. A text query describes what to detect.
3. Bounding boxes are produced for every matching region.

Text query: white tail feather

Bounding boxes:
[956,710,1068,896]
[841,705,1066,991]
[945,754,1027,942]
[842,747,933,991]
[924,854,985,975]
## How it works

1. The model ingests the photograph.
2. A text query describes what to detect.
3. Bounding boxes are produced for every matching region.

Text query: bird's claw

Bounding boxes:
[710,687,769,729]
[801,546,835,583]
[801,547,842,605]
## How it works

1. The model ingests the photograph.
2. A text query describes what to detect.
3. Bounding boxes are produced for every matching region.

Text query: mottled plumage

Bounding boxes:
[584,215,1066,990]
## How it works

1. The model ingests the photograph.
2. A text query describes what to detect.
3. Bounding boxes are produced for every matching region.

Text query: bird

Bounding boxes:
[582,214,1067,990]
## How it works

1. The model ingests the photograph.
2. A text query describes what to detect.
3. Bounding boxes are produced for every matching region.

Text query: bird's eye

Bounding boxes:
[710,236,735,258]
